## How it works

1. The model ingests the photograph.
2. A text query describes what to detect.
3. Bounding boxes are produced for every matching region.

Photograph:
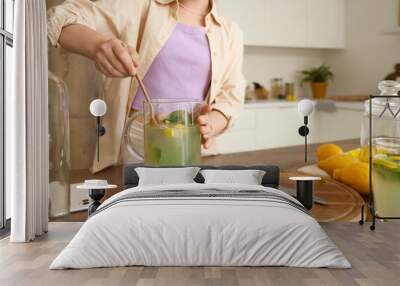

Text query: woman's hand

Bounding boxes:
[93,38,140,78]
[58,25,139,77]
[197,105,228,149]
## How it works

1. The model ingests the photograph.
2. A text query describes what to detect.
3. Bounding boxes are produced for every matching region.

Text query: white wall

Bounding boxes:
[324,0,400,95]
[243,46,325,98]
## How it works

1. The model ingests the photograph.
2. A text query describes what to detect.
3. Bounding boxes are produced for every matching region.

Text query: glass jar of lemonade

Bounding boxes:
[361,80,400,217]
[125,99,203,166]
[372,138,400,217]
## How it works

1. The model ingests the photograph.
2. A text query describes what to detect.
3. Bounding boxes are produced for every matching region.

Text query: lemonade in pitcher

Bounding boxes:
[125,99,203,166]
[144,109,201,165]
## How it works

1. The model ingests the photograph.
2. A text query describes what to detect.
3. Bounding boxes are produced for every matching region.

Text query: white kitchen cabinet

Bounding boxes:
[215,101,362,155]
[216,103,310,154]
[215,109,257,153]
[314,108,363,142]
[264,0,308,48]
[254,106,306,149]
[307,0,345,48]
[217,0,266,46]
[217,0,345,49]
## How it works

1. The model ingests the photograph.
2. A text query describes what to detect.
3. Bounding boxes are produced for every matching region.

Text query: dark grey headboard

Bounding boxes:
[123,164,280,189]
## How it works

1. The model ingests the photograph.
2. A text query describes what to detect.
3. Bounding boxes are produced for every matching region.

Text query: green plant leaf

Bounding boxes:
[299,64,334,86]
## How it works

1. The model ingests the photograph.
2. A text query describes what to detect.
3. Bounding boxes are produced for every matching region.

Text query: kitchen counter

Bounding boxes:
[244,99,365,111]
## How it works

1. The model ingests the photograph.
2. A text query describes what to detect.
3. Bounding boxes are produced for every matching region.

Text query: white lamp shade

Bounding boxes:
[90,99,107,117]
[297,99,314,116]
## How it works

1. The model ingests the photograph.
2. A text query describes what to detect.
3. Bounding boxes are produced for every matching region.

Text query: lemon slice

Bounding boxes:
[163,127,174,137]
[174,123,185,129]
[373,157,398,169]
[388,155,400,161]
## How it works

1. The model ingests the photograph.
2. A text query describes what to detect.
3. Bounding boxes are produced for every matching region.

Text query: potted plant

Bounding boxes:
[301,64,334,99]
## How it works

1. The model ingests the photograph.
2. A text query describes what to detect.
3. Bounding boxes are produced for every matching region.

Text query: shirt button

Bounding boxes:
[213,79,218,84]
[213,51,217,57]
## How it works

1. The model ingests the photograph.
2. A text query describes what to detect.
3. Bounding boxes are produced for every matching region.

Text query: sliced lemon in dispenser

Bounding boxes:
[387,155,400,161]
[373,155,398,169]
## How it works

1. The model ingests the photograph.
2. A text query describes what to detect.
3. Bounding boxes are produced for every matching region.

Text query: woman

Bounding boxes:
[48,0,244,172]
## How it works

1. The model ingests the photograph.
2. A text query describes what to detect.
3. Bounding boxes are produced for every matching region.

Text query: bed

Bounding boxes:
[50,165,350,269]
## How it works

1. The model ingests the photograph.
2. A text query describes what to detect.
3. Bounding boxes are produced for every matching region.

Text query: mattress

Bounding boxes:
[50,183,350,269]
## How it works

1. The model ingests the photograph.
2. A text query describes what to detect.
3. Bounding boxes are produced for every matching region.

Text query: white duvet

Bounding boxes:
[50,183,351,269]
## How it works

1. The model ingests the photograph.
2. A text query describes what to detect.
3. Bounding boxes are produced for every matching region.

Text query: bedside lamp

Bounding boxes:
[90,99,107,162]
[282,99,320,211]
[297,99,314,163]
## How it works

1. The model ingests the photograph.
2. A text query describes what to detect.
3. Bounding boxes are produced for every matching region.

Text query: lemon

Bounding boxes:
[332,169,342,181]
[360,145,390,162]
[317,144,344,161]
[174,123,185,129]
[318,154,359,176]
[359,145,377,162]
[163,127,174,137]
[334,162,370,195]
[346,148,361,158]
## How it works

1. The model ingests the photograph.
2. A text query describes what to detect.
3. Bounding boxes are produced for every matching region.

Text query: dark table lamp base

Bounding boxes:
[289,176,321,210]
[88,189,106,216]
[296,180,314,210]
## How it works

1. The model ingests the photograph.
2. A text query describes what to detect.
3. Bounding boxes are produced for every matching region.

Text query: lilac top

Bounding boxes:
[132,23,211,110]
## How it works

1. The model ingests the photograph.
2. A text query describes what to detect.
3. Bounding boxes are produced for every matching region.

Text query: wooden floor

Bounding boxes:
[1,222,399,286]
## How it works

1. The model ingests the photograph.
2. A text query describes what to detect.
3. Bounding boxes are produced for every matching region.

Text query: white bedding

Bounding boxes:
[50,183,351,269]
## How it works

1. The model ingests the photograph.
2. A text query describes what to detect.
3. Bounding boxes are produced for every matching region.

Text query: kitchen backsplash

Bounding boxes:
[243,46,325,99]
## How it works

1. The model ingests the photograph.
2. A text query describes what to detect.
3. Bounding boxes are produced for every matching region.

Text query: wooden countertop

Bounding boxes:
[202,139,359,170]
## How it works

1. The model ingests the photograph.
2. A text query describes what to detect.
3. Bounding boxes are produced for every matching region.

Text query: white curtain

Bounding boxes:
[8,0,49,242]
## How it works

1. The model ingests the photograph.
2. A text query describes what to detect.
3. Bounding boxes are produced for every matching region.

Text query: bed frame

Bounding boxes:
[123,164,280,189]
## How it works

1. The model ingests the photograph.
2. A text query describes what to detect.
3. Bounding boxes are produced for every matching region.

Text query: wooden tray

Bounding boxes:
[280,172,364,222]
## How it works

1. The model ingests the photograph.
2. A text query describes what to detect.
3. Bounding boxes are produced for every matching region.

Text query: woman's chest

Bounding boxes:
[136,10,230,80]
[157,24,211,69]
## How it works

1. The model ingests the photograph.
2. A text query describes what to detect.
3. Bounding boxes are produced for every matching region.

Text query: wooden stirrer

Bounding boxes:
[133,74,160,127]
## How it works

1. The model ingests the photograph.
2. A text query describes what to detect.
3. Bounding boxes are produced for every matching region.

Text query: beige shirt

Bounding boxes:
[47,0,245,172]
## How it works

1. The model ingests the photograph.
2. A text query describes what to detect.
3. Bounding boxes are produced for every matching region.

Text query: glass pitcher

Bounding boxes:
[125,99,203,166]
[361,80,400,217]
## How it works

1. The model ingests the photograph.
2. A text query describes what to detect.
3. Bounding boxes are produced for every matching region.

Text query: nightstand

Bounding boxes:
[77,180,117,216]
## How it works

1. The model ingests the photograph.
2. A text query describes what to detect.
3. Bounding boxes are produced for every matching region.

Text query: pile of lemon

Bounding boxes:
[316,144,370,195]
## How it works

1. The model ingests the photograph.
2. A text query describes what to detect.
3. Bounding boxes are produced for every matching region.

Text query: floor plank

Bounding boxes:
[1,221,399,286]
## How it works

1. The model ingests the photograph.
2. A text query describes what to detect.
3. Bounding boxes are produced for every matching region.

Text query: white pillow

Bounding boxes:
[200,169,266,185]
[135,167,201,186]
